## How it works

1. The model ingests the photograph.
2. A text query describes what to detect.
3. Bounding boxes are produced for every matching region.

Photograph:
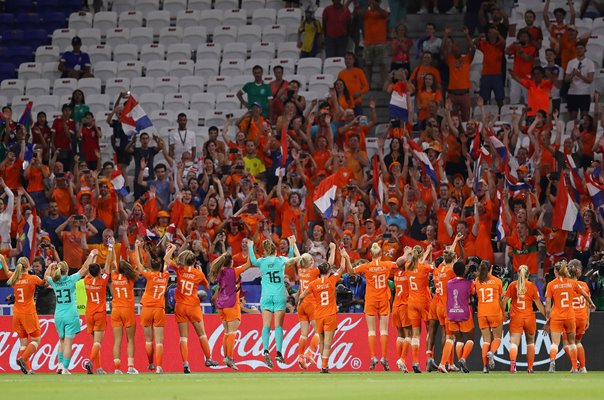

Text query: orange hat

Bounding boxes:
[343,229,354,236]
[388,161,402,172]
[517,165,529,173]
[157,211,170,218]
[345,216,355,223]
[424,141,442,153]
[388,197,399,205]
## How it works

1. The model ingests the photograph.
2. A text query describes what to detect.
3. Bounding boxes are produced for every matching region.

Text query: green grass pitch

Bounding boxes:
[3,372,604,399]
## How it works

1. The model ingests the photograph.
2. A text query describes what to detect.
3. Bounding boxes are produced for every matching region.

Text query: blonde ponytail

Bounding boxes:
[555,260,570,278]
[407,245,424,272]
[209,253,233,282]
[53,261,69,282]
[262,239,277,256]
[300,253,313,268]
[517,265,529,296]
[7,257,30,286]
[176,250,197,267]
[370,243,381,259]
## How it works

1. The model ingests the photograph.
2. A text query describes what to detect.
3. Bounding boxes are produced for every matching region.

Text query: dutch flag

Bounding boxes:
[388,87,409,121]
[111,170,129,197]
[313,174,339,219]
[407,138,438,186]
[21,209,37,263]
[564,152,585,202]
[496,190,505,241]
[586,172,604,218]
[487,129,508,164]
[121,95,154,133]
[552,174,584,232]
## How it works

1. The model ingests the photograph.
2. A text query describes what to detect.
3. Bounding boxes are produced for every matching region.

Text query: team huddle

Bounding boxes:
[2,236,596,375]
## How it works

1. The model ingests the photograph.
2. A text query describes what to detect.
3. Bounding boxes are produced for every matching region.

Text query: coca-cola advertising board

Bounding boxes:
[0,314,427,373]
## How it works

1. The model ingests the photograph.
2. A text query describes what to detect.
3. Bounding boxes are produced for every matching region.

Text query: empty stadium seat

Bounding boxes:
[114,44,139,63]
[52,28,76,51]
[199,9,224,32]
[252,9,277,27]
[214,0,239,11]
[105,28,130,48]
[93,61,118,81]
[176,10,200,28]
[140,93,164,113]
[149,109,175,130]
[277,8,302,26]
[11,95,35,116]
[204,110,227,126]
[164,92,189,111]
[237,25,263,49]
[25,78,50,96]
[167,44,192,61]
[223,43,248,60]
[223,9,248,27]
[52,78,77,97]
[130,27,154,48]
[159,27,184,47]
[68,12,93,30]
[216,92,240,111]
[0,79,25,98]
[196,43,221,61]
[323,57,345,77]
[277,42,299,59]
[77,77,102,95]
[88,45,112,63]
[87,93,110,116]
[183,26,207,49]
[104,77,130,100]
[137,0,162,17]
[220,59,245,77]
[33,94,60,116]
[241,0,266,13]
[187,0,213,12]
[206,75,232,95]
[93,11,118,32]
[78,28,102,47]
[113,0,136,14]
[163,0,188,18]
[41,61,61,81]
[262,25,286,43]
[35,46,60,64]
[251,42,276,59]
[18,63,42,81]
[146,10,171,35]
[170,59,195,78]
[118,11,143,30]
[213,26,238,47]
[179,75,205,97]
[146,60,171,78]
[155,76,180,96]
[190,92,215,110]
[308,74,334,97]
[140,44,166,63]
[297,57,322,79]
[131,76,155,95]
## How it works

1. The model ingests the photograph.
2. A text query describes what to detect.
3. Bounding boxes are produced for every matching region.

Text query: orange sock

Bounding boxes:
[411,338,420,364]
[155,343,164,367]
[321,356,328,369]
[22,342,38,364]
[577,344,585,369]
[221,334,227,356]
[568,344,578,370]
[426,349,433,359]
[509,343,518,362]
[402,338,410,359]
[462,340,474,360]
[490,338,501,354]
[440,340,454,366]
[448,343,455,365]
[180,338,189,362]
[456,342,464,359]
[113,358,121,370]
[145,342,154,364]
[309,334,320,352]
[396,338,403,358]
[380,334,388,359]
[227,333,237,358]
[199,335,211,359]
[526,343,535,370]
[368,332,376,358]
[90,343,100,368]
[549,344,558,361]
[481,343,490,366]
[563,344,569,360]
[299,337,307,356]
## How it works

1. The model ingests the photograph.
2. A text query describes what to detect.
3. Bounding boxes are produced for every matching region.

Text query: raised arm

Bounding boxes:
[79,248,99,277]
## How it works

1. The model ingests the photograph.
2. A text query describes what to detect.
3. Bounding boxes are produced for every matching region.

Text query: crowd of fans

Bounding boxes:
[1,0,604,314]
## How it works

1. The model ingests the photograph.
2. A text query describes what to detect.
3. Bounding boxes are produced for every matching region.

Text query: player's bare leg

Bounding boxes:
[112,326,123,374]
[365,314,379,370]
[125,325,138,374]
[224,319,240,370]
[320,331,335,374]
[153,326,165,374]
[480,327,492,373]
[192,320,218,367]
[178,322,191,373]
[274,311,286,364]
[488,325,502,371]
[298,320,310,369]
[426,319,439,372]
[143,325,155,371]
[378,315,390,371]
[395,327,408,373]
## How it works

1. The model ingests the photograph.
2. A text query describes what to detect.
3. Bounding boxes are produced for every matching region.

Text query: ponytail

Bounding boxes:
[478,260,490,283]
[118,260,138,281]
[53,261,69,282]
[7,257,29,286]
[555,260,570,278]
[209,253,233,282]
[407,245,424,272]
[370,243,381,259]
[517,265,529,296]
[262,239,276,256]
[300,253,313,268]
[176,250,197,267]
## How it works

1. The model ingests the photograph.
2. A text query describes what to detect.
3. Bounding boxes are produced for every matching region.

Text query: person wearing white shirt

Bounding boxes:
[169,113,197,163]
[0,178,15,249]
[565,42,595,121]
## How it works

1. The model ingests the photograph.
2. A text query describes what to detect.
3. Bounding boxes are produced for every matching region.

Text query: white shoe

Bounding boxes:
[579,367,587,373]
[156,366,164,374]
[61,369,71,375]
[548,361,556,373]
[417,8,429,15]
[396,359,408,373]
[487,351,495,370]
[446,7,459,15]
[127,367,139,374]
[114,369,123,374]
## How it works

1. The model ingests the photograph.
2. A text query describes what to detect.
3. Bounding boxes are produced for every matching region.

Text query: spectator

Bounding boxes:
[78,112,102,171]
[31,257,56,315]
[509,66,553,120]
[341,273,365,312]
[237,65,272,119]
[31,112,52,161]
[390,24,413,78]
[269,66,289,124]
[137,161,174,210]
[565,41,595,121]
[24,147,50,217]
[550,25,591,71]
[416,73,442,126]
[298,6,323,58]
[338,52,369,115]
[0,142,24,191]
[169,113,197,162]
[51,104,76,171]
[278,80,306,117]
[107,96,132,177]
[522,9,544,49]
[506,29,538,104]
[543,48,565,111]
[477,25,505,109]
[0,178,14,249]
[69,89,90,126]
[125,131,169,199]
[544,0,576,40]
[442,26,475,121]
[410,51,442,92]
[55,214,95,273]
[388,1,408,34]
[479,1,509,37]
[58,36,93,79]
[322,0,352,58]
[362,0,389,89]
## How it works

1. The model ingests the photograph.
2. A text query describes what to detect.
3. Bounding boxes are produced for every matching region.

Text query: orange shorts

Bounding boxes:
[428,299,439,321]
[392,304,410,328]
[218,303,241,322]
[298,300,316,322]
[446,318,474,333]
[111,307,136,328]
[478,314,503,330]
[509,316,536,335]
[141,307,166,327]
[434,301,448,326]
[550,318,576,334]
[316,314,338,333]
[364,298,390,316]
[408,301,430,328]
[175,303,203,323]
[13,312,41,338]
[575,318,587,336]
[86,311,107,334]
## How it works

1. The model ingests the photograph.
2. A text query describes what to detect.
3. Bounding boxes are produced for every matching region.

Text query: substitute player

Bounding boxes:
[3,256,45,375]
[351,243,399,371]
[165,243,218,373]
[47,250,98,374]
[502,264,546,373]
[83,254,111,374]
[569,260,591,373]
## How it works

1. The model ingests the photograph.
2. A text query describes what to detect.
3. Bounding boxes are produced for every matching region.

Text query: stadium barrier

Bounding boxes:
[1,313,603,373]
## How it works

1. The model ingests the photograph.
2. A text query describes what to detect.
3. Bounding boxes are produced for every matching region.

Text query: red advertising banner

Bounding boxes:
[0,314,428,373]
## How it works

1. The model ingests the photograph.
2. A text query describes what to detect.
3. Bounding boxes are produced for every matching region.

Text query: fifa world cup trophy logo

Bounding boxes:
[453,289,459,308]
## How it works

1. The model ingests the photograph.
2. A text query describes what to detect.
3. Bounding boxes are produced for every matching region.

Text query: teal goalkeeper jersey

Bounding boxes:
[248,242,293,297]
[48,274,81,319]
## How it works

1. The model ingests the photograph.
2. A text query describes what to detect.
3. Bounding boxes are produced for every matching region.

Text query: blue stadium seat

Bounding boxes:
[1,30,26,44]
[16,13,42,27]
[26,29,50,48]
[38,0,64,13]
[9,45,35,68]
[0,14,14,29]
[0,46,9,59]
[0,62,16,81]
[6,0,34,13]
[40,12,68,34]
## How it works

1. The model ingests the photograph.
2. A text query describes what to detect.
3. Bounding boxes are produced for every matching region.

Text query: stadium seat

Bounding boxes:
[0,79,24,98]
[77,77,102,95]
[88,45,112,63]
[199,9,224,33]
[277,8,302,26]
[277,42,300,59]
[245,58,270,74]
[118,11,143,30]
[35,46,61,63]
[137,0,162,17]
[78,28,102,47]
[190,92,215,110]
[130,27,154,48]
[147,10,171,35]
[155,76,180,96]
[231,75,252,91]
[223,9,248,27]
[16,12,41,27]
[17,63,42,81]
[595,69,604,93]
[204,110,227,126]
[0,63,15,82]
[297,57,322,79]
[114,44,139,63]
[146,60,171,78]
[94,11,118,32]
[272,58,297,75]
[187,0,213,12]
[299,90,317,111]
[140,93,165,113]
[68,12,93,31]
[183,26,207,49]
[9,46,35,69]
[93,61,118,81]
[52,78,77,97]
[196,43,222,61]
[176,10,201,28]
[593,17,604,36]
[25,78,50,96]
[163,0,188,18]
[241,0,266,13]
[194,59,220,80]
[118,61,144,80]
[113,0,137,14]
[251,42,276,60]
[52,29,77,51]
[149,109,175,131]
[213,26,238,47]
[220,59,246,78]
[41,62,61,81]
[159,27,184,47]
[323,57,345,77]
[140,44,166,63]
[179,75,205,97]
[87,94,110,116]
[32,94,60,116]
[163,92,189,111]
[252,9,277,27]
[262,25,286,43]
[131,76,155,95]
[170,59,195,78]
[105,28,130,48]
[214,0,239,11]
[10,95,34,116]
[104,77,130,100]
[308,74,333,97]
[179,109,199,126]
[167,44,192,61]
[206,75,232,95]
[216,92,240,111]
[223,43,248,60]
[266,0,285,7]
[575,18,593,36]
[237,25,263,49]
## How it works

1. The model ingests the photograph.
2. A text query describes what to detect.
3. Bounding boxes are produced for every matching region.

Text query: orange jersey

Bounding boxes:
[546,277,582,320]
[307,274,340,319]
[354,260,397,301]
[433,262,456,304]
[298,267,320,305]
[572,280,590,320]
[392,268,409,308]
[175,266,208,307]
[474,274,503,317]
[141,270,170,308]
[11,273,43,314]
[505,280,541,319]
[111,271,135,309]
[405,262,433,303]
[84,273,109,315]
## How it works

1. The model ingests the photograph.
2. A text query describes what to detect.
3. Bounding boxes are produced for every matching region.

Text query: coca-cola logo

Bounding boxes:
[481,319,565,367]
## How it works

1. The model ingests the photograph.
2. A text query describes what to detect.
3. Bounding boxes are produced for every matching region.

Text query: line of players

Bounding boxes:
[2,232,596,375]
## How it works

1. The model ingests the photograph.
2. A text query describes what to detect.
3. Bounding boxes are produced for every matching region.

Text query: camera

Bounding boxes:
[383,233,392,240]
[390,119,401,128]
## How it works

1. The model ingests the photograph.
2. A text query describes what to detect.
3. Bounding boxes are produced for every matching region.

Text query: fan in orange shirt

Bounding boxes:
[3,255,45,374]
[350,242,398,371]
[474,261,505,373]
[83,253,111,374]
[404,245,433,373]
[392,246,413,372]
[108,240,139,374]
[502,265,546,374]
[568,260,591,373]
[545,260,595,373]
[164,243,218,373]
[132,240,169,374]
